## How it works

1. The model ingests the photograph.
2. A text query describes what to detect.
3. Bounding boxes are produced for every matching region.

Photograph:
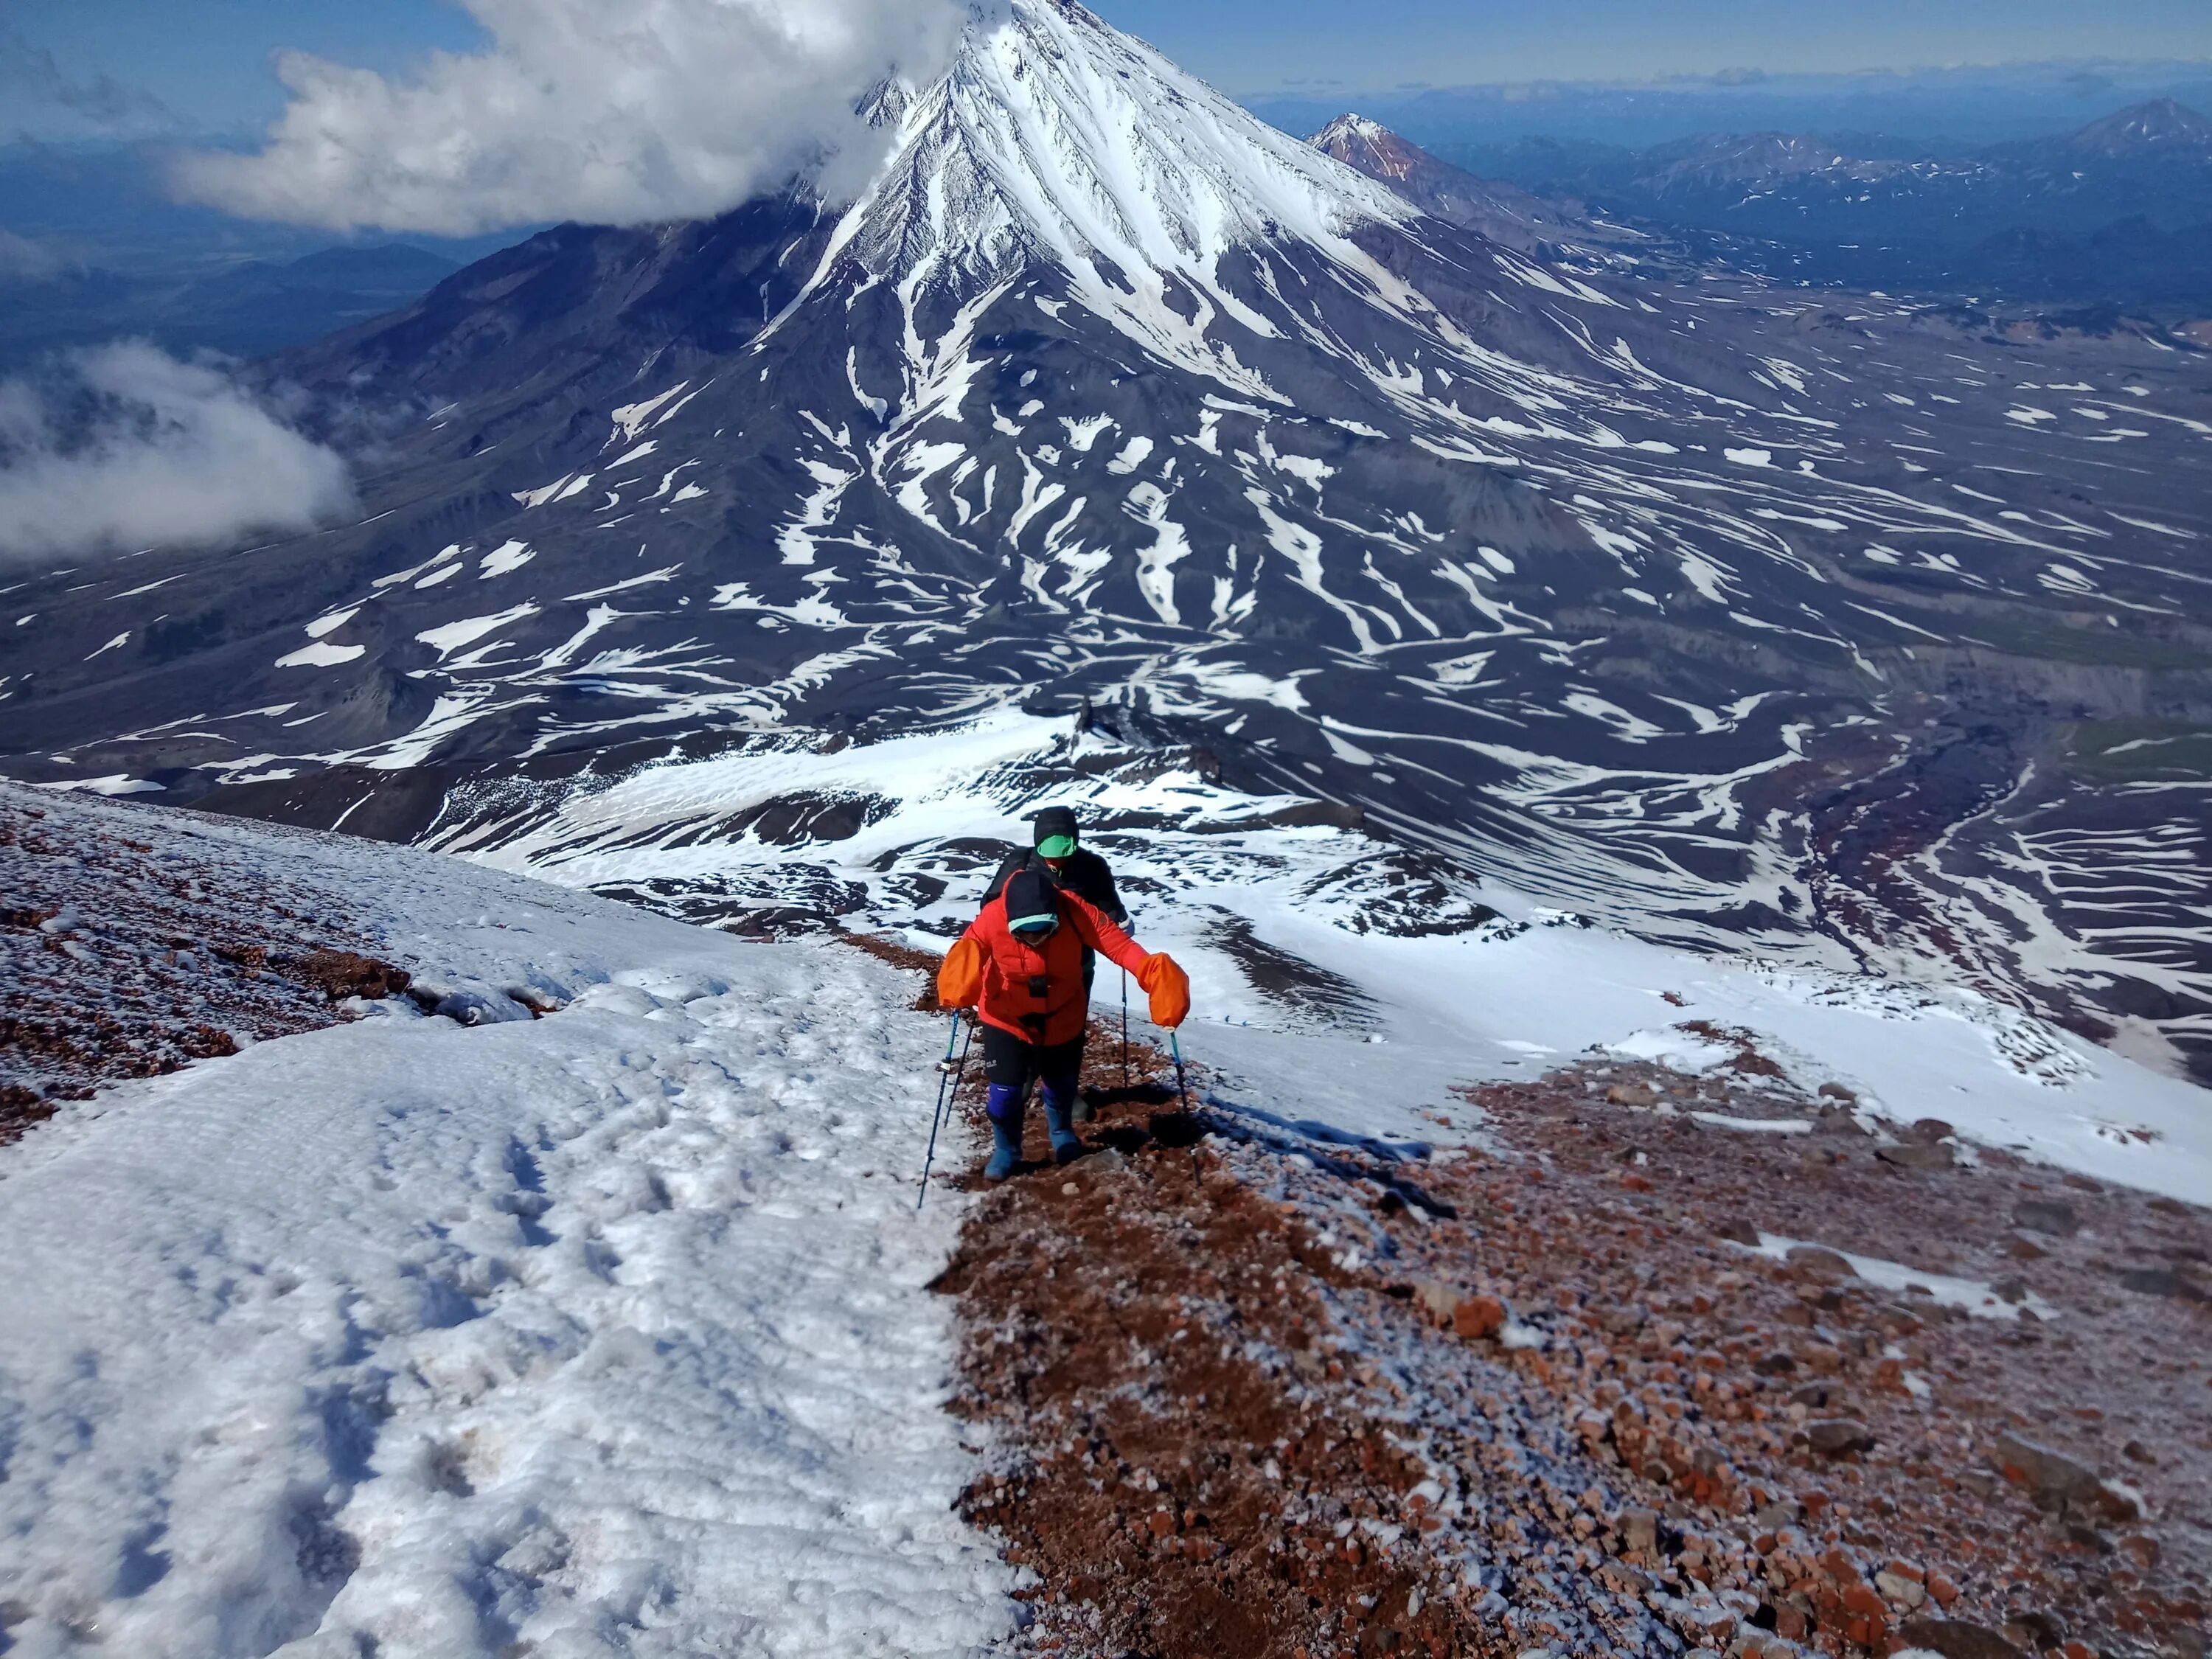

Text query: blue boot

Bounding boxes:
[984,1085,1026,1181]
[1042,1082,1084,1166]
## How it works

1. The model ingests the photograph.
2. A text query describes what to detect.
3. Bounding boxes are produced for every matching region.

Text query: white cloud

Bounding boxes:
[172,0,965,237]
[0,344,355,566]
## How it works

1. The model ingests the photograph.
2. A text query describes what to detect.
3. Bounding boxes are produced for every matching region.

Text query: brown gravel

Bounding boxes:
[906,991,2211,1659]
[931,1020,1509,1658]
[1428,1053,2212,1659]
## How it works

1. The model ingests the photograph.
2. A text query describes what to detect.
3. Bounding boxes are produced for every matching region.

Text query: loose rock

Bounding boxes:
[1806,1418,1875,1456]
[2011,1199,2079,1237]
[1452,1293,1508,1341]
[1877,1141,1955,1172]
[1786,1244,1856,1280]
[1617,1508,1660,1555]
[1992,1433,2100,1506]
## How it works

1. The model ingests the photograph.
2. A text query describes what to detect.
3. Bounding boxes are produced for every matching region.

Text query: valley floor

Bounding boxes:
[1,785,2207,1659]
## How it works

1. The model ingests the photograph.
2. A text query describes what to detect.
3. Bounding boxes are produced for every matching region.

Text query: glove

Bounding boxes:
[1136,953,1190,1029]
[936,937,983,1010]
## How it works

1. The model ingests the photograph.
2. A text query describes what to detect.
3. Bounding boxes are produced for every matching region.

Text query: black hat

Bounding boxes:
[1032,805,1079,858]
[1004,867,1062,936]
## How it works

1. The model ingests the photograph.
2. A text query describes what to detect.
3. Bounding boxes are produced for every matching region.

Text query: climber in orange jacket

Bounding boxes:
[938,866,1191,1180]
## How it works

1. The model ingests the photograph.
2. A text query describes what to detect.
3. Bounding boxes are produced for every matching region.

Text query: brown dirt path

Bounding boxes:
[931,1022,1509,1658]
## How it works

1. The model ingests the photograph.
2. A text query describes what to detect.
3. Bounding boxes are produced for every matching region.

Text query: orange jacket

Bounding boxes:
[943,888,1151,1046]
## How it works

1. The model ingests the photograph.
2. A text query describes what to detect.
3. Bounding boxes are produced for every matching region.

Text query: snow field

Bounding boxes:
[0,813,1015,1658]
[1147,897,2212,1207]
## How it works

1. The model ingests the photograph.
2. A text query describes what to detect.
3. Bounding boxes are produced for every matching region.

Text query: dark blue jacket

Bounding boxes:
[981,846,1127,927]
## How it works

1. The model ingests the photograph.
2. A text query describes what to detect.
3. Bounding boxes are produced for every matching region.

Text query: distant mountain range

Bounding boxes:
[1435,99,2212,316]
[3,94,2203,374]
[0,142,518,367]
[1250,66,2212,159]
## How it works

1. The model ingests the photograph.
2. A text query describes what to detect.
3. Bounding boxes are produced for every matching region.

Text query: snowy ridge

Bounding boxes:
[5,707,2212,1653]
[0,790,1013,1656]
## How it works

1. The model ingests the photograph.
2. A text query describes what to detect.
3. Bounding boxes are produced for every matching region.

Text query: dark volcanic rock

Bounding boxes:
[1805,1417,1876,1456]
[1898,1617,2031,1659]
[2115,1265,2208,1301]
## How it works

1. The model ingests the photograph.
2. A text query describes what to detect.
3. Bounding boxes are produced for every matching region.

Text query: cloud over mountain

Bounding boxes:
[0,344,353,565]
[172,0,967,236]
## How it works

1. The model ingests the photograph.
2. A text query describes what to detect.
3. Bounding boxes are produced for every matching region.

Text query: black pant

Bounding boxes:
[981,1024,1085,1095]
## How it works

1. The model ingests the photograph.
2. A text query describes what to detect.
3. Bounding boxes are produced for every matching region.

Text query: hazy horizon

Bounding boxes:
[5,0,2211,150]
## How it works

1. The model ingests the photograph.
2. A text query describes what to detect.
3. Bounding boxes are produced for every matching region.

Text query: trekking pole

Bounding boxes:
[1169,1032,1207,1188]
[1121,968,1130,1085]
[917,1016,973,1210]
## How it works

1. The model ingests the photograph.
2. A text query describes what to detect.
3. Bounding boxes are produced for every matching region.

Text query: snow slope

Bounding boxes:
[4,717,2210,1655]
[0,796,1012,1658]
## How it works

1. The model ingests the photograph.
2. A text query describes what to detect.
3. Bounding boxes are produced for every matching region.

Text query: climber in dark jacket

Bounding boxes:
[982,805,1127,930]
[979,807,1130,1127]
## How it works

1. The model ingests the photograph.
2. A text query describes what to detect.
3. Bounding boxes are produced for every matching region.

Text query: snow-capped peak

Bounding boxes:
[1312,114,1392,147]
[1310,113,1424,185]
[760,0,1427,396]
[827,0,1416,290]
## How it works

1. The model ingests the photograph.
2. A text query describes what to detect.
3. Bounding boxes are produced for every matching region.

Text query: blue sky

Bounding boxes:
[6,0,2211,137]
